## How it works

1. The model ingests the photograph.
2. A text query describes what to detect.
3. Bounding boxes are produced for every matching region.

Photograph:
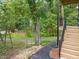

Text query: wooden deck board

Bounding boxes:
[61,26,79,59]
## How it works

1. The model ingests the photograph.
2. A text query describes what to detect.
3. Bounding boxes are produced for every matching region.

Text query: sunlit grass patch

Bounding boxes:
[40,40,56,46]
[7,33,25,38]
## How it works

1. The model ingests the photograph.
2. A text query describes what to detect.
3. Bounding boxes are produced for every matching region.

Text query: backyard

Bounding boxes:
[0,0,78,59]
[0,32,56,59]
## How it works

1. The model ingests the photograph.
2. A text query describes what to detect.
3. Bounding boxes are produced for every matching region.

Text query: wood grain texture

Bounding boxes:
[61,26,79,59]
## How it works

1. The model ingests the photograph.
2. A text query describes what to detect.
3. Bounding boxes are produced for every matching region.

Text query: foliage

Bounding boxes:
[0,0,78,38]
[64,4,78,26]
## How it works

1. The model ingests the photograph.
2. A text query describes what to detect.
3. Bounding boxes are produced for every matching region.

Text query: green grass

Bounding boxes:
[7,33,34,38]
[12,33,25,38]
[7,33,25,38]
[7,33,57,38]
[40,40,55,46]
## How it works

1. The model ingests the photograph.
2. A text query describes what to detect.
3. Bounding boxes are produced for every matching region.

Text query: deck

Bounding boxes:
[61,26,79,59]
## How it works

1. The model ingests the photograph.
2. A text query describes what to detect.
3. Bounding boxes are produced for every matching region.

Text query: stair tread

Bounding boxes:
[61,52,79,59]
[63,39,79,42]
[62,44,79,51]
[63,41,79,44]
[64,37,79,39]
[61,48,79,56]
[65,33,79,35]
[63,42,79,46]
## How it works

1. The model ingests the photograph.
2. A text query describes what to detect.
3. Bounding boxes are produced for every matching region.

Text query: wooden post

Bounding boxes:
[57,0,61,58]
[61,4,65,27]
[59,3,65,58]
[57,0,60,47]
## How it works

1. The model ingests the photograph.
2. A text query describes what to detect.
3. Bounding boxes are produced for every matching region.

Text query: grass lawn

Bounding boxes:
[40,40,56,46]
[7,32,57,38]
[7,33,26,38]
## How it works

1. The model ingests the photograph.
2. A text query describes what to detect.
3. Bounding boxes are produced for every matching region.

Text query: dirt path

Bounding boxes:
[10,46,42,59]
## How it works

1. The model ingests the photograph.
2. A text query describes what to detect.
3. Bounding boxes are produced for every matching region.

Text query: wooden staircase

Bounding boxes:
[60,26,79,59]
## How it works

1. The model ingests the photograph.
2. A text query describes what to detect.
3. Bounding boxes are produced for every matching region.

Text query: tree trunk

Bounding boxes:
[0,33,4,43]
[4,29,7,45]
[60,4,64,26]
[9,30,13,48]
[33,17,40,45]
[36,17,41,45]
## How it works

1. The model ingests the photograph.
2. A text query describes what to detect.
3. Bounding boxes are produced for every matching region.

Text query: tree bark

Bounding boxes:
[35,17,41,45]
[4,29,7,45]
[33,17,41,45]
[9,30,13,48]
[0,33,4,43]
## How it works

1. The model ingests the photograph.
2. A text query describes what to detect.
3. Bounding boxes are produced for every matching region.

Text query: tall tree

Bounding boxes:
[27,0,41,44]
